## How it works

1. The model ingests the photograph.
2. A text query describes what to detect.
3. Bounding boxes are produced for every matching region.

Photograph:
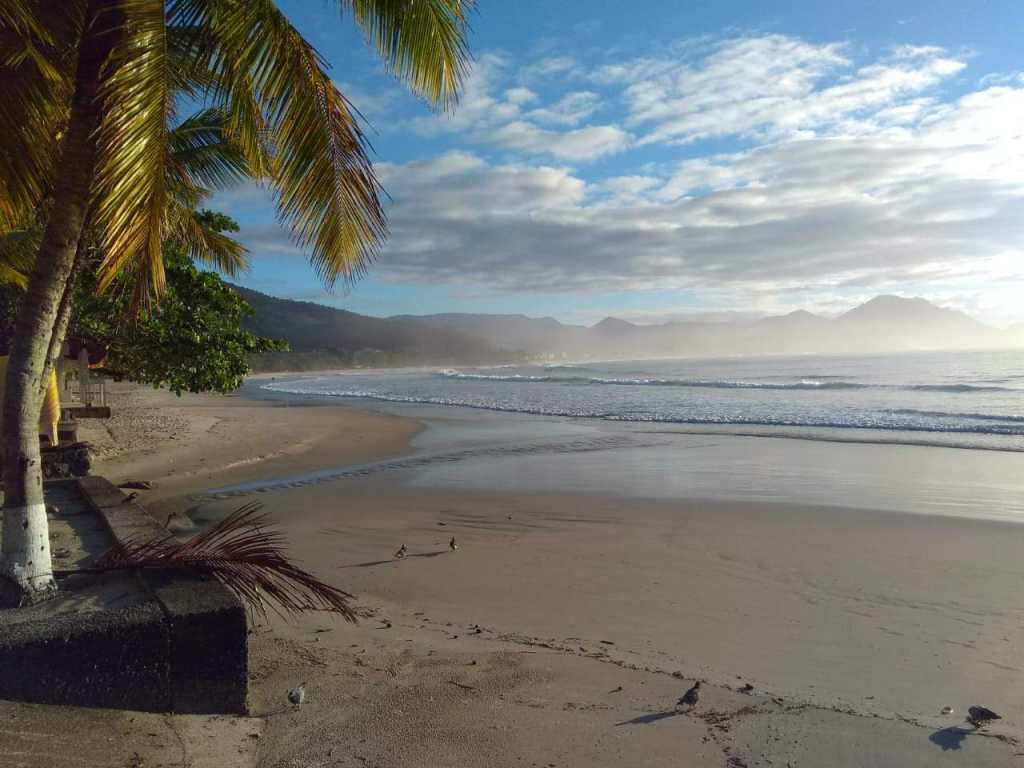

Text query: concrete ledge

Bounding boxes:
[0,599,172,711]
[144,569,248,714]
[0,477,248,714]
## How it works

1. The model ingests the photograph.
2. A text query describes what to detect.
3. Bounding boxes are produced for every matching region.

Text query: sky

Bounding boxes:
[212,1,1024,327]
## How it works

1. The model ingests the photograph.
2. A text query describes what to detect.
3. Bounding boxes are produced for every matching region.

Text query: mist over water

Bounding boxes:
[262,349,1024,452]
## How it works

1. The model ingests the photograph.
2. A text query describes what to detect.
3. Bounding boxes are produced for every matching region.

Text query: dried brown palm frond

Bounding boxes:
[93,501,357,622]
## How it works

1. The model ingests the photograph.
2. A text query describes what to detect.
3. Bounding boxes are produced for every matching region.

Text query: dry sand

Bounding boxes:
[9,382,1021,766]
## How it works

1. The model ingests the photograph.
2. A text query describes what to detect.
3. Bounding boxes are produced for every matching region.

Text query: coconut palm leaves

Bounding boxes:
[346,0,472,108]
[0,225,40,288]
[2,0,473,296]
[92,0,173,300]
[94,502,359,620]
[0,3,76,231]
[0,108,250,288]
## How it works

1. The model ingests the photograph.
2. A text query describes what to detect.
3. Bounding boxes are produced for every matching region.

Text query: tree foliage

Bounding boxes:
[72,214,285,395]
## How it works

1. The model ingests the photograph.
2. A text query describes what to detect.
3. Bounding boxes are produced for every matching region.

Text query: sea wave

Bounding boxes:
[435,369,1016,393]
[439,370,552,382]
[437,370,868,390]
[260,384,1024,438]
[886,408,1024,423]
[587,377,868,390]
[906,384,1013,393]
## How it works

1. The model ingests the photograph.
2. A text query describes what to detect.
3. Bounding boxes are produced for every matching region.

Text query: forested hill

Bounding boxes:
[234,286,524,371]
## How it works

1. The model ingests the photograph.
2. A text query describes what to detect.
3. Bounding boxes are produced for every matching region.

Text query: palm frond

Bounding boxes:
[344,0,473,110]
[166,196,248,274]
[92,0,172,304]
[0,223,42,287]
[0,4,77,229]
[182,0,385,285]
[168,107,250,190]
[94,502,358,621]
[0,0,55,41]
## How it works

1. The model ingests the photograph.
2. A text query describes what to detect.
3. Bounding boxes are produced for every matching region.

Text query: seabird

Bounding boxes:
[395,544,408,559]
[967,705,1001,728]
[677,680,701,709]
[287,682,306,708]
[449,536,458,551]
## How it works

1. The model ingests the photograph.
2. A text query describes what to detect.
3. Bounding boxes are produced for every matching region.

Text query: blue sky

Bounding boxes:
[212,1,1024,326]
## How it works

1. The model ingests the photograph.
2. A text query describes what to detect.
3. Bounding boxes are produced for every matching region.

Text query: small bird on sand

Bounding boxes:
[967,705,1001,728]
[395,544,408,559]
[287,682,306,708]
[449,536,459,551]
[677,680,701,709]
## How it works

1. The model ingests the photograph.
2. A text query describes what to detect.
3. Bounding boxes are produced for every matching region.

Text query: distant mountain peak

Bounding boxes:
[592,316,635,331]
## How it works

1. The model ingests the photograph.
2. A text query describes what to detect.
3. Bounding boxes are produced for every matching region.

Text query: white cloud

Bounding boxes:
[526,91,601,126]
[521,55,579,80]
[351,81,1024,311]
[228,34,1024,323]
[334,80,400,121]
[410,53,627,163]
[505,86,538,105]
[410,53,521,135]
[609,35,966,145]
[490,121,631,162]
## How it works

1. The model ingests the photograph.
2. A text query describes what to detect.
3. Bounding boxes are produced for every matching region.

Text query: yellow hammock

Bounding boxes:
[0,357,61,447]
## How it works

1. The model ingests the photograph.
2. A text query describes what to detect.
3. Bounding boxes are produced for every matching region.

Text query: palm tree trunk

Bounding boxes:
[39,240,87,398]
[1,1,115,603]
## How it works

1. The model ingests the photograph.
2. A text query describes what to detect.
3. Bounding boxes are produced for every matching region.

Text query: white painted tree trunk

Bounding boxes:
[1,0,112,604]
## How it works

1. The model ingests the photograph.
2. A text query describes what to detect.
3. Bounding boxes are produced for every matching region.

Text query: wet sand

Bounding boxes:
[68,384,1024,765]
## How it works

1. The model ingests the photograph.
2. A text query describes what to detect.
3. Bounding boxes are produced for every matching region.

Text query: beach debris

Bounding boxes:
[941,705,954,715]
[740,683,754,694]
[437,522,447,526]
[122,491,139,504]
[448,680,476,691]
[449,536,459,551]
[677,680,701,709]
[288,682,306,708]
[609,685,623,693]
[90,502,359,621]
[119,480,154,490]
[395,544,408,559]
[967,705,1001,728]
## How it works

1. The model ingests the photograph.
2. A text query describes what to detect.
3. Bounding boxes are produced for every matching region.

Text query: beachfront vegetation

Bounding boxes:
[73,215,287,395]
[0,1,473,602]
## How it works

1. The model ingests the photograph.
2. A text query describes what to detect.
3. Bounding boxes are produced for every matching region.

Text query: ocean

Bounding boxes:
[262,349,1024,452]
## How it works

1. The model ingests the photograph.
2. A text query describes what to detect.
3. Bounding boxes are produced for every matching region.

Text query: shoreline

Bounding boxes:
[80,380,424,503]
[256,373,1024,455]
[71,382,1024,765]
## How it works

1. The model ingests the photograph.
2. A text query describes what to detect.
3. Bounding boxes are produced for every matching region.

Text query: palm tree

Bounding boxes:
[0,0,472,603]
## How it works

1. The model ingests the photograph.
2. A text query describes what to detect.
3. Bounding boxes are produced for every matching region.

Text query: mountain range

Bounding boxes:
[237,287,1024,371]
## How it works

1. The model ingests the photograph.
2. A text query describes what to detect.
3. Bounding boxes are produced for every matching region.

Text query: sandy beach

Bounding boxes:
[44,381,1024,766]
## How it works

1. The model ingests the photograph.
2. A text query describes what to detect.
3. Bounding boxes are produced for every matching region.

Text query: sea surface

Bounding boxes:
[233,349,1024,520]
[262,349,1024,452]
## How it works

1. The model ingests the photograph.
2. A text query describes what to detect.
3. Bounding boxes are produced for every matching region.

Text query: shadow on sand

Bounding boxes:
[340,551,449,568]
[929,726,973,751]
[615,710,684,726]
